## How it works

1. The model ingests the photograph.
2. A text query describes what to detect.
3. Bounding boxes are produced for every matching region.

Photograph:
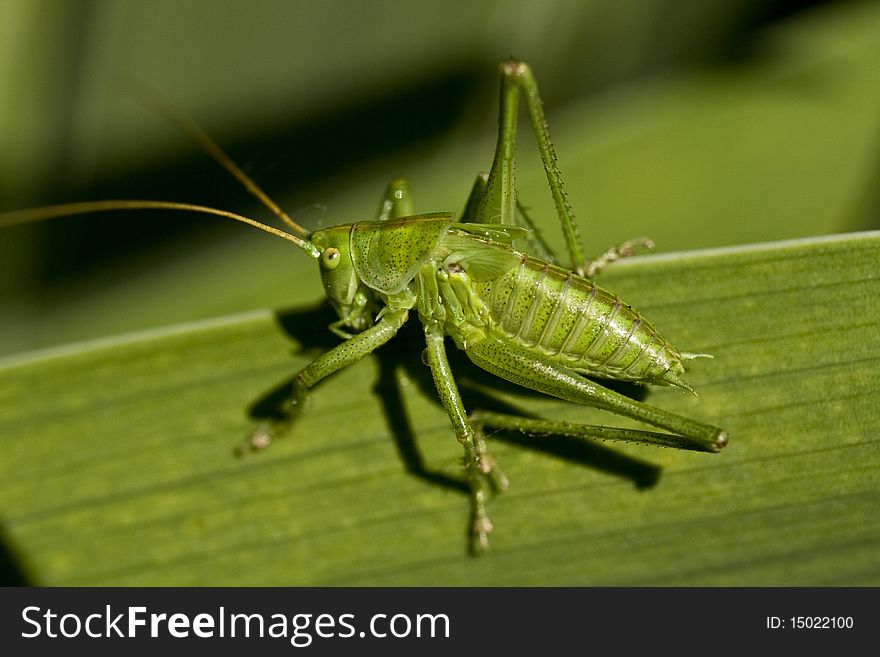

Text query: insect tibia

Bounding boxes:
[472,411,727,454]
[495,58,585,272]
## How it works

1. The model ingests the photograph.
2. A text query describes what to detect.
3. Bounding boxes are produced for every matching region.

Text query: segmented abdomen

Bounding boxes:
[475,255,687,387]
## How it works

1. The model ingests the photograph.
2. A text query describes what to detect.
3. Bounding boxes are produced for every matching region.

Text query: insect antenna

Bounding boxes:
[1,86,324,257]
[0,200,321,259]
[134,86,312,239]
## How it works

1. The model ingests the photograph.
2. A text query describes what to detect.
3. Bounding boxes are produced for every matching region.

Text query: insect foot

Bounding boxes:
[463,430,510,554]
[234,426,275,457]
[469,483,495,555]
[709,429,729,453]
[459,450,499,554]
[584,236,656,278]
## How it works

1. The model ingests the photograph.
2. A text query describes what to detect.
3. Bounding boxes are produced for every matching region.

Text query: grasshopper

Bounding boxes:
[2,60,727,552]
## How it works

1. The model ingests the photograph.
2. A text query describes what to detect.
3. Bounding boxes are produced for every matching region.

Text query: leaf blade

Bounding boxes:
[1,232,877,585]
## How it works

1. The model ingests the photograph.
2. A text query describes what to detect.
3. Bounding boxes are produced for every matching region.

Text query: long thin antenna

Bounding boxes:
[0,200,321,259]
[137,88,312,238]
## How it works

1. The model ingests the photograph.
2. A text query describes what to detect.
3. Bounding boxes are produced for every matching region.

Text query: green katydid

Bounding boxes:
[1,60,727,552]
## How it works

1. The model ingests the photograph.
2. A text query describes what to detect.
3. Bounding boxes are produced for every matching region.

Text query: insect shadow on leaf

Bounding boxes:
[256,302,662,499]
[0,522,31,586]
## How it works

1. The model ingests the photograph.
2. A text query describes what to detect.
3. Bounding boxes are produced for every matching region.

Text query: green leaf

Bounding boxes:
[1,231,877,585]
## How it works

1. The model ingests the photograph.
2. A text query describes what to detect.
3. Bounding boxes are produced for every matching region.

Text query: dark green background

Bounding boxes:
[3,0,879,354]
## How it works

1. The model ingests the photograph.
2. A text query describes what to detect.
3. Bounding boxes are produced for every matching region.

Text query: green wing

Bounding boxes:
[441,229,522,281]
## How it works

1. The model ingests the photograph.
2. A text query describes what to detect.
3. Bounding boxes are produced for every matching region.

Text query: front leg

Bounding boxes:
[422,327,506,553]
[375,177,415,221]
[239,307,409,455]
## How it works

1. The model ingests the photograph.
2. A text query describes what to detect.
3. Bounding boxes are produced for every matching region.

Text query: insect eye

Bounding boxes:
[321,247,341,270]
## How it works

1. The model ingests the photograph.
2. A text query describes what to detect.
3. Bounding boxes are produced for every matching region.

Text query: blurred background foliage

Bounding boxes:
[1,0,879,355]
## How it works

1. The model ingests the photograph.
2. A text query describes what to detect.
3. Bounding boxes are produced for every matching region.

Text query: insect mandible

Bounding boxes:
[2,60,728,552]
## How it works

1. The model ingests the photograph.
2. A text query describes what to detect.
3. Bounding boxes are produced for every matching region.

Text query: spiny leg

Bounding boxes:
[476,60,661,280]
[471,411,722,453]
[239,308,410,455]
[475,59,586,273]
[469,62,658,278]
[423,327,506,553]
[514,198,558,263]
[466,337,728,452]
